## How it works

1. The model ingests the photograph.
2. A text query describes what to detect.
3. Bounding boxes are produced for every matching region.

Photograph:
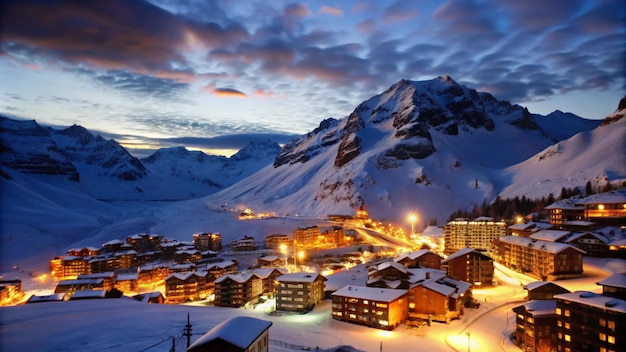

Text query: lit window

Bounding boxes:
[607,321,615,330]
[600,318,606,327]
[600,333,607,341]
[556,308,562,315]
[565,322,570,329]
[565,335,571,342]
[564,309,570,317]
[608,335,615,344]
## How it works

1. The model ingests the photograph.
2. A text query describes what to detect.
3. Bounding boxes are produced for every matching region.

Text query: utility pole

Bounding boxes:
[170,336,175,352]
[184,313,192,349]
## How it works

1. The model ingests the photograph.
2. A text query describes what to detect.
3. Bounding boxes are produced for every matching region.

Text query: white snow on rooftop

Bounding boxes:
[498,236,585,254]
[277,272,325,283]
[517,300,556,316]
[332,285,408,302]
[188,316,272,350]
[554,291,626,313]
[529,230,571,242]
[597,272,626,289]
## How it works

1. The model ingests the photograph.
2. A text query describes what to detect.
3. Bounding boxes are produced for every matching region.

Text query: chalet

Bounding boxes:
[175,249,202,264]
[264,233,290,250]
[58,256,91,279]
[506,222,553,237]
[554,291,626,352]
[276,272,326,312]
[258,255,284,268]
[580,190,626,226]
[394,249,442,269]
[204,260,238,277]
[165,272,209,304]
[565,232,611,257]
[331,285,408,330]
[367,261,412,289]
[230,236,258,252]
[126,233,162,252]
[493,236,585,280]
[89,256,120,274]
[214,273,262,307]
[68,289,107,300]
[134,291,165,304]
[54,278,105,294]
[101,239,126,253]
[26,293,66,303]
[188,316,272,352]
[545,199,585,226]
[77,272,115,291]
[512,299,557,352]
[135,251,162,266]
[405,268,447,286]
[137,264,169,285]
[597,272,626,299]
[115,273,138,293]
[115,249,137,268]
[407,277,471,324]
[442,248,494,287]
[67,247,100,257]
[193,232,222,251]
[252,268,287,298]
[161,240,190,259]
[523,281,570,301]
[529,229,572,243]
[168,263,197,274]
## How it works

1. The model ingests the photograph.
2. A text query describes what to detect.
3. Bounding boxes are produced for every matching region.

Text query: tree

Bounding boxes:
[585,180,593,195]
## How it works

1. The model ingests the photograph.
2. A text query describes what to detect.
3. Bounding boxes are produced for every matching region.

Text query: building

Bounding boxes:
[444,217,507,255]
[257,255,284,268]
[524,281,570,301]
[175,249,202,264]
[89,256,120,274]
[493,236,585,280]
[293,226,320,248]
[529,230,572,243]
[554,291,626,352]
[367,261,412,289]
[264,233,290,250]
[125,233,162,252]
[546,190,626,227]
[565,232,611,257]
[394,249,442,269]
[276,272,326,312]
[56,256,91,279]
[0,279,23,305]
[193,232,222,251]
[512,299,557,352]
[214,273,262,307]
[137,264,169,286]
[443,248,494,287]
[597,273,626,299]
[407,276,471,324]
[230,236,258,252]
[324,226,347,246]
[54,278,105,294]
[165,272,209,304]
[331,285,408,330]
[115,273,138,293]
[546,199,586,226]
[188,316,272,352]
[252,268,288,298]
[507,222,554,237]
[77,272,115,291]
[66,247,100,257]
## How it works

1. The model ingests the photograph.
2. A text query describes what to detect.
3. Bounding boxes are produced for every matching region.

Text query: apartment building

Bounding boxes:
[331,285,408,330]
[276,272,326,312]
[444,217,506,255]
[442,248,494,287]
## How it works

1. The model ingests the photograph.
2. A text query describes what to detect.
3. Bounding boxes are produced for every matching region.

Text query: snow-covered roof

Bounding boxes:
[277,272,326,283]
[252,268,287,279]
[545,199,584,210]
[116,273,138,281]
[597,273,626,289]
[27,293,66,303]
[474,216,495,221]
[168,263,196,270]
[406,268,446,284]
[529,230,571,242]
[259,255,279,261]
[188,316,272,351]
[498,236,585,254]
[393,249,432,262]
[610,238,626,246]
[516,300,556,316]
[422,281,456,297]
[442,248,491,262]
[175,249,199,255]
[77,272,114,279]
[332,285,408,302]
[566,232,610,244]
[437,277,471,298]
[165,272,195,281]
[57,278,103,286]
[213,260,237,269]
[69,290,106,300]
[215,273,257,284]
[421,226,444,238]
[562,220,596,227]
[102,239,124,245]
[374,260,408,273]
[523,281,567,292]
[508,222,553,231]
[554,291,626,313]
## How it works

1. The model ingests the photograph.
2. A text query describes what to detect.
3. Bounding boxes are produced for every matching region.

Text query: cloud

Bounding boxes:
[355,19,376,34]
[85,69,190,99]
[382,1,418,23]
[284,3,312,18]
[320,5,343,16]
[205,87,248,98]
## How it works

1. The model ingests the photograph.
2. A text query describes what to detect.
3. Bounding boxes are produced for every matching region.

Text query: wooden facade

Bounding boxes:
[443,248,494,287]
[512,300,557,352]
[214,273,262,307]
[331,285,408,330]
[394,249,442,269]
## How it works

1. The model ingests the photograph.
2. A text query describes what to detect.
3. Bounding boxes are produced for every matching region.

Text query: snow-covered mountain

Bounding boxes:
[141,140,281,190]
[0,116,282,200]
[532,110,602,141]
[205,77,622,225]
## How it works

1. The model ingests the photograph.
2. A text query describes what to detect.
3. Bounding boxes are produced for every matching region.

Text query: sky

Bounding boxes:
[1,0,624,156]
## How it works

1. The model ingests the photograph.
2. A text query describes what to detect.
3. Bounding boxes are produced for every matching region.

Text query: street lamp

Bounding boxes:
[466,331,470,352]
[297,250,305,268]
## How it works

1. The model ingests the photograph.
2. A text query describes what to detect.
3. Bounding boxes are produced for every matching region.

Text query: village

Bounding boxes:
[1,190,626,352]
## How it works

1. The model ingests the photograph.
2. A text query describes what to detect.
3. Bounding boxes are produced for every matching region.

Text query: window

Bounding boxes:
[564,322,570,329]
[599,333,606,341]
[376,303,388,308]
[527,317,534,323]
[565,335,571,342]
[558,320,563,327]
[363,300,368,304]
[556,308,562,315]
[564,309,570,317]
[607,320,615,330]
[600,318,606,327]
[607,335,615,344]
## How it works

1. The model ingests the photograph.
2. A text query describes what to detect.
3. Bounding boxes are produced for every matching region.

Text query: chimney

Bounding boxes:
[426,272,430,279]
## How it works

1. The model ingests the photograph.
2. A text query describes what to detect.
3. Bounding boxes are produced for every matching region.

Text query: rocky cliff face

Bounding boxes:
[273,76,546,170]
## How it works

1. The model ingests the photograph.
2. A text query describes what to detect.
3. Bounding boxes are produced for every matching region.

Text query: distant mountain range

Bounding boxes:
[1,77,623,226]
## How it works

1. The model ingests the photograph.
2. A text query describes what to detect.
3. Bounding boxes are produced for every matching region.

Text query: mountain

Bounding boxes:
[205,77,623,225]
[140,140,281,190]
[0,116,282,200]
[532,110,602,141]
[501,96,626,199]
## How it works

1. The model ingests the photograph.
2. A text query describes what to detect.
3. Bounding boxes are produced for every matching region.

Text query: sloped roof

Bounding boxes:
[27,293,66,303]
[498,236,585,254]
[259,255,279,262]
[442,248,491,263]
[437,277,471,299]
[165,272,195,281]
[422,281,456,297]
[69,290,106,300]
[524,281,568,292]
[332,285,408,302]
[374,260,409,273]
[252,268,287,279]
[514,299,557,317]
[188,316,272,351]
[566,232,610,244]
[578,190,626,205]
[529,230,571,242]
[406,268,446,284]
[597,273,626,289]
[394,249,430,262]
[215,273,258,284]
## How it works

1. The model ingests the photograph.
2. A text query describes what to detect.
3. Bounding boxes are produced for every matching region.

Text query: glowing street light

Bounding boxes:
[408,214,417,236]
[466,331,471,352]
[297,250,305,268]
